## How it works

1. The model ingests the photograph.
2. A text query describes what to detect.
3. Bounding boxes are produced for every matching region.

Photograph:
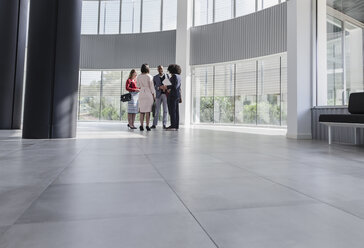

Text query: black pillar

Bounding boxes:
[22,0,82,139]
[0,0,28,129]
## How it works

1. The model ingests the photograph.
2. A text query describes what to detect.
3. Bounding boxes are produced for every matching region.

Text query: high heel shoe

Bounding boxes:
[127,124,131,129]
[146,126,151,131]
[139,126,144,131]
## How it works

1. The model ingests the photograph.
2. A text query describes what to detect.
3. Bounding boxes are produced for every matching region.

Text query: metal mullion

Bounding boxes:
[97,0,101,34]
[140,0,143,32]
[213,66,216,124]
[78,71,82,121]
[212,0,215,23]
[192,0,195,26]
[279,56,282,126]
[119,0,122,34]
[233,0,236,18]
[255,0,258,12]
[160,0,163,31]
[342,21,347,105]
[255,60,258,126]
[233,64,236,124]
[99,71,103,120]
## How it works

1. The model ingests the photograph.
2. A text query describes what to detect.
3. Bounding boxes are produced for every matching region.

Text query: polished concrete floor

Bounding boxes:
[1,122,364,248]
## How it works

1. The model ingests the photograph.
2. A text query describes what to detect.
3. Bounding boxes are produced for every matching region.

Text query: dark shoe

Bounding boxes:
[150,125,156,129]
[139,126,144,131]
[131,126,137,129]
[127,124,131,129]
[163,125,167,129]
[146,126,151,131]
[166,126,177,131]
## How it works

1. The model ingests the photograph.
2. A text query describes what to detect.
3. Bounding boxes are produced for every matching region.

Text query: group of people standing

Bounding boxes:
[125,63,182,131]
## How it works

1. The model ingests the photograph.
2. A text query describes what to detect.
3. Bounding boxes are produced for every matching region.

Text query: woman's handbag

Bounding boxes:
[120,93,132,102]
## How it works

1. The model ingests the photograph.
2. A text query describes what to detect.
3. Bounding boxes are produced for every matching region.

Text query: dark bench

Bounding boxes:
[319,92,364,144]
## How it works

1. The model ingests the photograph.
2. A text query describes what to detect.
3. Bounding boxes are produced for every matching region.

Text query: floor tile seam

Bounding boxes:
[8,141,93,227]
[0,143,37,159]
[162,174,260,184]
[216,157,364,221]
[190,200,323,215]
[14,211,194,226]
[274,148,364,166]
[0,226,11,245]
[53,178,165,186]
[144,154,220,248]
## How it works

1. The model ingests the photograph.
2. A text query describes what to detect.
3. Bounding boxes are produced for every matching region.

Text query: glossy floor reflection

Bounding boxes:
[1,122,364,248]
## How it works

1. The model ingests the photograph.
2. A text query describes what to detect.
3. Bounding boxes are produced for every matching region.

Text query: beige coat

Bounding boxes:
[137,74,156,113]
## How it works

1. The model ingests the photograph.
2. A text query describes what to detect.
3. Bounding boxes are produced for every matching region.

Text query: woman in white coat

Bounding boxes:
[137,64,156,131]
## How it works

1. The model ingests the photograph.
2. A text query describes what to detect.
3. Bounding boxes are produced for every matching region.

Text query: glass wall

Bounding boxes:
[214,64,235,123]
[236,0,256,17]
[191,53,287,126]
[194,0,286,26]
[235,60,257,124]
[194,0,213,26]
[79,71,102,120]
[121,0,141,33]
[79,68,158,121]
[99,0,120,34]
[257,56,281,125]
[142,0,162,32]
[162,0,177,30]
[317,3,364,106]
[192,66,214,123]
[81,1,99,34]
[215,0,233,23]
[81,0,177,34]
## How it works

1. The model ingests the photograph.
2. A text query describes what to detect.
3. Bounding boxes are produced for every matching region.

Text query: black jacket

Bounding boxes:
[167,74,181,99]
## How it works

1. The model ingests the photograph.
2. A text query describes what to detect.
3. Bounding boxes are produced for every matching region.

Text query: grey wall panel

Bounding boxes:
[312,107,364,144]
[190,3,287,65]
[80,30,176,69]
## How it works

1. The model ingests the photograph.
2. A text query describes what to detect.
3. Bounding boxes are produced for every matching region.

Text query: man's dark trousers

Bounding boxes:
[168,97,179,129]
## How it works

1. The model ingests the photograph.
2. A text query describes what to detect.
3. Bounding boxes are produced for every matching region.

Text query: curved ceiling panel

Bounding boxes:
[190,3,287,65]
[80,30,176,69]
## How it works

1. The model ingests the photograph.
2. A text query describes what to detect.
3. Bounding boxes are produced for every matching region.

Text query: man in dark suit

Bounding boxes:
[161,64,181,131]
[151,65,169,129]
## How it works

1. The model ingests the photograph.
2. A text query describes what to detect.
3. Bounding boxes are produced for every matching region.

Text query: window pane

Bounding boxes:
[281,54,287,126]
[101,71,121,120]
[163,0,177,30]
[214,64,235,123]
[100,0,120,34]
[257,56,281,125]
[236,0,256,17]
[215,0,233,22]
[142,0,161,32]
[79,71,101,120]
[235,60,257,124]
[121,0,141,33]
[258,0,279,10]
[81,1,99,34]
[194,0,213,26]
[327,15,344,105]
[345,21,364,103]
[192,67,214,123]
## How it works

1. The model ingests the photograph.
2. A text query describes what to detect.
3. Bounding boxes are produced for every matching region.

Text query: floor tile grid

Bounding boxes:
[0,138,93,231]
[144,153,220,248]
[208,152,364,222]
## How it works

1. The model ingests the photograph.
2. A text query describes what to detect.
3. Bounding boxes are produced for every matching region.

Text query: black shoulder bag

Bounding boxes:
[120,81,133,102]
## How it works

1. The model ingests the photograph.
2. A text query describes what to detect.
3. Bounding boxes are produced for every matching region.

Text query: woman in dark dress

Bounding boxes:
[161,64,181,131]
